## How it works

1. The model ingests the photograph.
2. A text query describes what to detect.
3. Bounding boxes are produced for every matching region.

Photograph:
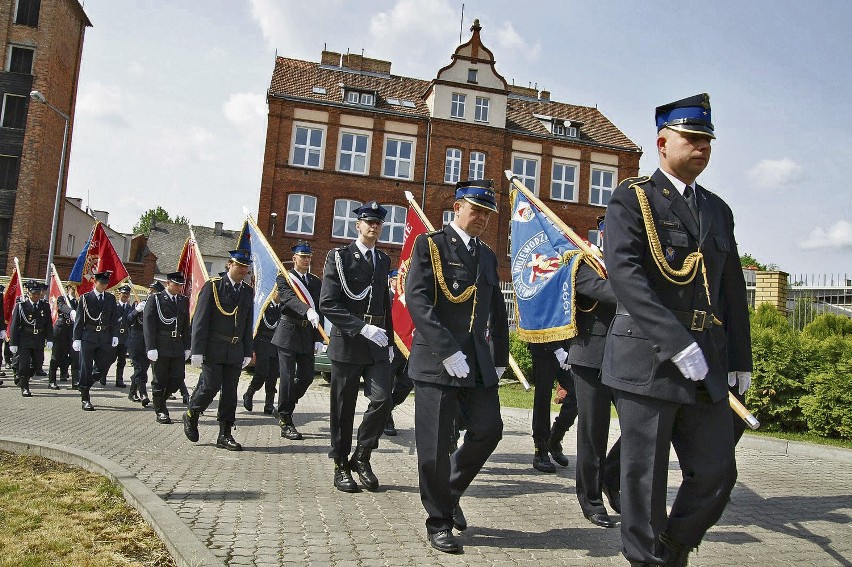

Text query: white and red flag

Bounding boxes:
[176,230,209,319]
[391,191,431,357]
[68,221,130,294]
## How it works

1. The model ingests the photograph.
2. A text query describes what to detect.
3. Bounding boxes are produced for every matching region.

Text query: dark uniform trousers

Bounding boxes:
[389,343,413,407]
[530,343,577,441]
[602,170,750,563]
[126,307,149,395]
[247,303,281,411]
[74,292,119,392]
[110,302,134,384]
[143,293,191,405]
[49,301,75,382]
[319,243,394,460]
[405,225,509,534]
[189,276,254,425]
[276,348,313,416]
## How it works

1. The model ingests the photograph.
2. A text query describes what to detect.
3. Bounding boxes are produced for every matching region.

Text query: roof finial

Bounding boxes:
[470,18,481,33]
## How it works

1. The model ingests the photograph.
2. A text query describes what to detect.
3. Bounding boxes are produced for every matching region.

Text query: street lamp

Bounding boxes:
[30,90,70,285]
[269,212,277,237]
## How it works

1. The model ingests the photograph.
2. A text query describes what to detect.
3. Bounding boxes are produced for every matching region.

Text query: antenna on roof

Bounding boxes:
[459,3,465,44]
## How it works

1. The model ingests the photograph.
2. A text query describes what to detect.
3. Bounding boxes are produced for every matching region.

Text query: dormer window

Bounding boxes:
[467,68,478,83]
[552,120,577,138]
[345,89,376,107]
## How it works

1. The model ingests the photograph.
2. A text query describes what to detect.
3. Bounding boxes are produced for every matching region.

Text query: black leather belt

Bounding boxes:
[355,314,384,326]
[284,315,311,328]
[158,329,182,339]
[211,331,240,344]
[22,327,41,335]
[85,324,106,332]
[616,305,720,332]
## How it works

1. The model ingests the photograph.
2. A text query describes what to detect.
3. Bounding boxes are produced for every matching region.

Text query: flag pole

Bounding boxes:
[50,263,68,299]
[402,192,530,390]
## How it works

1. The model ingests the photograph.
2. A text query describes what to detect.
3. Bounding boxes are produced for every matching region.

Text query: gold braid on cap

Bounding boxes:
[631,178,713,306]
[428,236,477,331]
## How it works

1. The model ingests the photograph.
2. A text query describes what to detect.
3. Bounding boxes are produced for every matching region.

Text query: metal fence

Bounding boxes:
[785,273,852,330]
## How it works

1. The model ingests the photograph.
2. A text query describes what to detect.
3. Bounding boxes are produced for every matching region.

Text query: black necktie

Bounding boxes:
[684,185,698,222]
[365,249,374,270]
[468,238,478,258]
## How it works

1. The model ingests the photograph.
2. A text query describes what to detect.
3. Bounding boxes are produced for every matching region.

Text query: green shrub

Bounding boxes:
[799,336,852,439]
[752,302,790,331]
[802,313,852,340]
[508,332,533,383]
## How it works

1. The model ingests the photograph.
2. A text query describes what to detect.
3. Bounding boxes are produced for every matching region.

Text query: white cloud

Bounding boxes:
[747,158,804,190]
[157,126,218,165]
[223,92,267,128]
[75,81,129,127]
[249,0,351,58]
[800,220,852,250]
[492,21,541,64]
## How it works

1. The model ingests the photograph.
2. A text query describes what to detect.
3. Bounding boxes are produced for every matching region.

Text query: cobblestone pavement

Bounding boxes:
[1,366,850,566]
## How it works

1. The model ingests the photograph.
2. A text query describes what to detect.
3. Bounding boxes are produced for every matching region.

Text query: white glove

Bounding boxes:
[9,345,17,354]
[0,330,6,340]
[111,337,119,348]
[442,351,470,378]
[359,324,388,347]
[728,371,752,395]
[314,342,324,355]
[72,339,81,352]
[184,349,191,361]
[135,301,146,312]
[70,310,76,321]
[554,347,570,370]
[147,349,158,361]
[46,341,53,350]
[241,357,252,368]
[672,342,708,382]
[305,308,320,328]
[496,366,507,379]
[388,346,395,364]
[190,354,203,367]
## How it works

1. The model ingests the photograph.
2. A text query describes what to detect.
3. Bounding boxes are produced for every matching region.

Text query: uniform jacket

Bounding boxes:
[601,169,752,404]
[319,242,393,365]
[126,301,145,355]
[114,301,135,345]
[191,275,254,364]
[143,292,191,358]
[52,297,75,345]
[272,270,323,355]
[405,225,509,388]
[254,300,280,358]
[73,290,120,346]
[566,262,617,370]
[10,299,53,348]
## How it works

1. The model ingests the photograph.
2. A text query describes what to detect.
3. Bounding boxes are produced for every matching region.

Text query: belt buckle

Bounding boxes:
[230,337,238,344]
[690,310,707,331]
[171,330,178,338]
[95,325,102,332]
[120,329,125,333]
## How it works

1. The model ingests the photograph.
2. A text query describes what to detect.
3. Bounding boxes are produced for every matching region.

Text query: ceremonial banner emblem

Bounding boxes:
[68,222,129,294]
[3,258,23,335]
[48,264,67,324]
[238,216,282,335]
[176,231,209,319]
[391,194,430,356]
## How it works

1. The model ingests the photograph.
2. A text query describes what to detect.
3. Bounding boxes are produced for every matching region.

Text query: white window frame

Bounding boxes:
[512,153,540,195]
[551,160,579,202]
[379,205,406,245]
[285,193,317,235]
[290,123,326,169]
[337,129,371,175]
[346,91,360,104]
[382,135,415,180]
[6,44,34,74]
[474,97,489,123]
[444,148,462,184]
[588,229,601,248]
[590,165,617,207]
[1,93,27,129]
[468,151,485,181]
[442,210,454,226]
[360,92,375,106]
[332,198,363,240]
[450,93,466,119]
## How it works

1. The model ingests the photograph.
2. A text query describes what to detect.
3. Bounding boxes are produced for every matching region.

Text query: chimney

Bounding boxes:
[539,90,550,101]
[214,221,223,235]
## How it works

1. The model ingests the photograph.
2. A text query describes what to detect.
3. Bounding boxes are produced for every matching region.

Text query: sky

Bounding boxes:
[66,0,852,276]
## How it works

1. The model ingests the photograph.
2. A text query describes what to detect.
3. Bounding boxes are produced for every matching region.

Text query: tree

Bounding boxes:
[133,207,190,236]
[740,252,767,270]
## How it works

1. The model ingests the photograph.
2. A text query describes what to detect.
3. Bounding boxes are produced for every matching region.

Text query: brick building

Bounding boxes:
[0,0,91,277]
[258,20,641,280]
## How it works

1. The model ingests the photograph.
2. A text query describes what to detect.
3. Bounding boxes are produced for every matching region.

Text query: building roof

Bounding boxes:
[144,221,240,275]
[269,56,640,152]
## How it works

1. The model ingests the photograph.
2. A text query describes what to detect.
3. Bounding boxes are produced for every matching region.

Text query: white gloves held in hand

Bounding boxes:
[672,342,708,382]
[147,349,159,362]
[9,345,17,354]
[190,354,203,368]
[305,308,320,328]
[554,347,570,370]
[72,340,81,352]
[46,342,53,350]
[111,337,119,348]
[0,330,6,340]
[184,349,191,361]
[359,324,388,347]
[495,366,506,379]
[442,351,470,378]
[728,371,752,395]
[135,301,146,312]
[314,342,325,355]
[242,357,252,368]
[388,346,395,364]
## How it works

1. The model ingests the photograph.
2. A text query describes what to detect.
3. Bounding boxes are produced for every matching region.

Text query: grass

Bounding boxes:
[0,451,176,567]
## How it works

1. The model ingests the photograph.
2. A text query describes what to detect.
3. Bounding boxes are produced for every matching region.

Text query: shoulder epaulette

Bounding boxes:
[209,276,222,282]
[426,229,441,236]
[623,175,652,186]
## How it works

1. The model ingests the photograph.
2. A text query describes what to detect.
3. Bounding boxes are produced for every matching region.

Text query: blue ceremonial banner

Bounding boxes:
[510,187,585,342]
[68,234,91,283]
[238,217,282,335]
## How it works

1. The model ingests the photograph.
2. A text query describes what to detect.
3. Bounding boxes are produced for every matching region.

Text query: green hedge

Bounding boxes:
[508,332,533,383]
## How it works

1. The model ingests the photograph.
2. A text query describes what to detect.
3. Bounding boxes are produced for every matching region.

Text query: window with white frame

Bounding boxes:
[551,161,578,202]
[443,210,454,226]
[345,90,375,107]
[332,198,363,239]
[468,151,485,180]
[588,229,601,247]
[285,193,316,235]
[7,45,34,74]
[512,154,539,194]
[474,97,489,122]
[450,93,466,119]
[291,124,324,168]
[383,137,413,180]
[444,148,462,183]
[590,166,616,206]
[379,205,406,244]
[1,94,27,129]
[338,131,369,174]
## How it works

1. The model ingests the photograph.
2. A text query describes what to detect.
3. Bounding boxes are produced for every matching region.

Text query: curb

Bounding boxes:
[0,436,224,567]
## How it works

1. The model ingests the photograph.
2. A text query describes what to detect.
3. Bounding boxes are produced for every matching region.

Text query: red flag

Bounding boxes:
[3,260,23,335]
[392,201,430,356]
[176,236,209,319]
[69,222,130,294]
[48,265,67,324]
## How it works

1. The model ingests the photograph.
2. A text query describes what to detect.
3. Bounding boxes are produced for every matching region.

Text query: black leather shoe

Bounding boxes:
[21,388,32,397]
[216,434,243,451]
[280,424,303,441]
[140,397,151,407]
[586,512,617,528]
[115,381,127,388]
[156,412,172,424]
[129,391,141,402]
[384,414,397,436]
[59,376,68,382]
[350,447,379,491]
[36,369,47,377]
[242,391,253,412]
[452,504,467,531]
[533,452,556,473]
[263,407,274,415]
[48,382,60,390]
[428,530,460,554]
[602,484,621,515]
[334,461,359,493]
[183,411,199,442]
[82,400,95,411]
[99,376,106,386]
[182,395,189,405]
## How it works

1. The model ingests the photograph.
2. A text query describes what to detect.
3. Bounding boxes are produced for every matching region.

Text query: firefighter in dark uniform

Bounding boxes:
[319,202,394,493]
[384,269,413,436]
[144,272,191,424]
[601,94,752,566]
[63,285,81,389]
[405,181,509,554]
[127,280,162,406]
[183,250,254,451]
[9,280,53,396]
[243,288,282,416]
[272,241,324,440]
[48,294,74,389]
[110,284,133,388]
[73,271,120,411]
